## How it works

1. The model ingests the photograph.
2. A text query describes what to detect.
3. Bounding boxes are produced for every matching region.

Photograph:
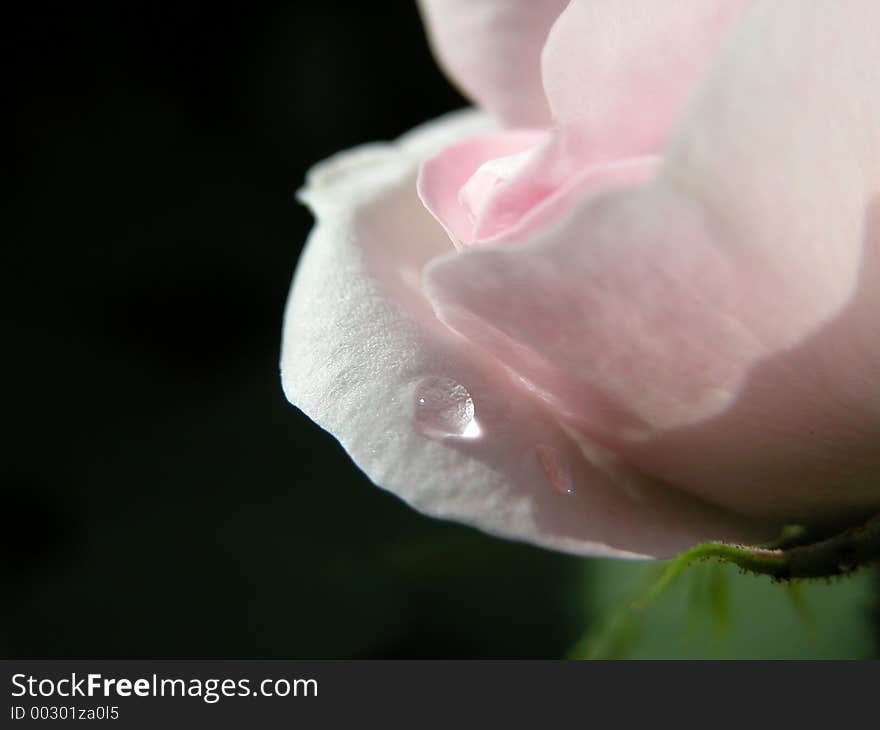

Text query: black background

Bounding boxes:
[3,1,589,658]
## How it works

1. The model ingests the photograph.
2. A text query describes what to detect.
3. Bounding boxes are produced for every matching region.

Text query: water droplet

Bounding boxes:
[535,445,574,496]
[413,376,478,439]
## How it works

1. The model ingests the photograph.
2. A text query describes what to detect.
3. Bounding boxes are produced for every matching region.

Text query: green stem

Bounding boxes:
[667,512,880,582]
[569,512,880,659]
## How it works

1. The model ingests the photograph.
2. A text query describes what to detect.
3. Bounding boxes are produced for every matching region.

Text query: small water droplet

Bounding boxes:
[536,445,574,496]
[413,376,479,439]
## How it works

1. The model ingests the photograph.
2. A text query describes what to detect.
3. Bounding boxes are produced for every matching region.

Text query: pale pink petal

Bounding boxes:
[542,0,749,159]
[422,1,748,249]
[425,1,880,526]
[473,155,656,246]
[420,129,658,247]
[417,129,547,246]
[417,0,569,127]
[282,110,769,558]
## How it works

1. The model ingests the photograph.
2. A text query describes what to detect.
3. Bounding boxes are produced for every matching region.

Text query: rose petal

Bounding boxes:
[282,110,770,558]
[417,0,569,127]
[419,1,748,249]
[420,127,658,247]
[417,128,548,246]
[542,0,749,159]
[425,1,880,525]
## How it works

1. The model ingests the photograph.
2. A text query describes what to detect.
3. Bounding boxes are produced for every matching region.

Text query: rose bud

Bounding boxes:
[282,1,880,559]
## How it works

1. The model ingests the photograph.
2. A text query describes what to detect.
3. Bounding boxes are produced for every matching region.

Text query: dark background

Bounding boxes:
[3,0,589,658]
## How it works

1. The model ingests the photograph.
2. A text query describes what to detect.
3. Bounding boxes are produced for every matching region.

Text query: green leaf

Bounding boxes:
[572,559,874,659]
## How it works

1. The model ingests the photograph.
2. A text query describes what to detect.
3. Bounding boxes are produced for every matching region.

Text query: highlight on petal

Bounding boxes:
[424,0,880,527]
[282,110,770,559]
[417,0,569,127]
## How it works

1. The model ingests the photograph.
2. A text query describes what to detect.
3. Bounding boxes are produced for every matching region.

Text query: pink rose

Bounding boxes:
[281,0,880,558]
